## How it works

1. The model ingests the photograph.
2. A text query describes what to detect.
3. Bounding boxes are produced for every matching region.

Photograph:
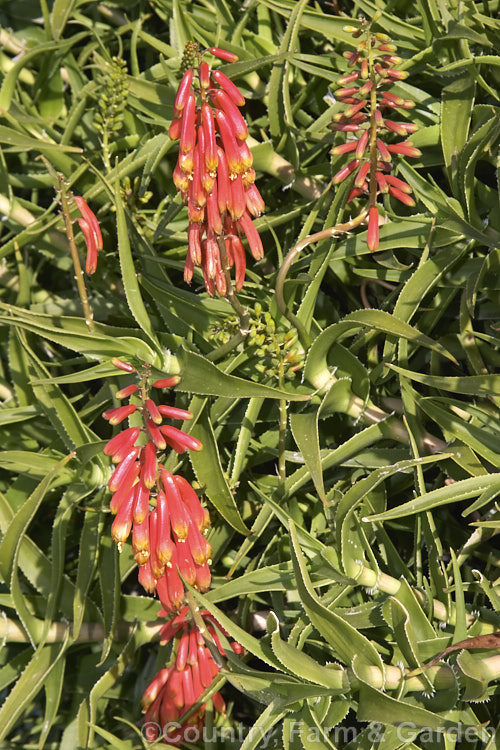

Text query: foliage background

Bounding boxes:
[0,0,499,748]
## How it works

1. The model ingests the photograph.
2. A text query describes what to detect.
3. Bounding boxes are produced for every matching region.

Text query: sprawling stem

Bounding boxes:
[275,211,368,350]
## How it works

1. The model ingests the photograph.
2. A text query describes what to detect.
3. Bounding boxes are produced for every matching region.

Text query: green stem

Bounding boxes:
[275,211,369,351]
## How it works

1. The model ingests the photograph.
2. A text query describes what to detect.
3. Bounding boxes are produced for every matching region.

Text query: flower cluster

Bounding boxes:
[169,42,264,296]
[142,607,242,745]
[331,21,421,250]
[103,358,212,614]
[74,196,103,275]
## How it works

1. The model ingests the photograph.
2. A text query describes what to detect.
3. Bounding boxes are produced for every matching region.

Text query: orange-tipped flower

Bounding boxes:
[179,92,196,154]
[104,426,140,462]
[210,69,245,106]
[142,441,157,489]
[103,403,137,425]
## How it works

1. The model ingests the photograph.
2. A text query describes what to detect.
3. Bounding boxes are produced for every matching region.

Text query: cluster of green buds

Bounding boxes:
[332,19,421,250]
[248,304,303,381]
[94,56,128,169]
[94,56,128,137]
[208,313,240,345]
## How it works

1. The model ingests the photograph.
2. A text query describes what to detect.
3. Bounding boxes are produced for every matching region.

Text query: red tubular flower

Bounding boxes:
[161,470,189,541]
[104,426,141,461]
[108,447,140,492]
[141,440,157,489]
[332,159,360,185]
[142,611,242,744]
[102,403,137,425]
[179,92,196,154]
[385,174,412,193]
[74,196,103,275]
[174,69,194,112]
[156,490,175,565]
[146,419,167,450]
[133,481,150,524]
[132,515,150,565]
[210,89,248,140]
[115,383,138,400]
[111,487,136,547]
[169,43,263,295]
[354,160,370,188]
[236,210,264,260]
[387,141,422,158]
[389,186,416,206]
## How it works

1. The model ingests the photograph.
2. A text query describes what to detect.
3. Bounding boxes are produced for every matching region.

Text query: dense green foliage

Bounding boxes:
[0,0,499,748]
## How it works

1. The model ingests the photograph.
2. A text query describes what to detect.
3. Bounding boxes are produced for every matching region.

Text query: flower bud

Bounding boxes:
[174,69,194,112]
[208,47,238,63]
[332,159,360,184]
[152,376,180,389]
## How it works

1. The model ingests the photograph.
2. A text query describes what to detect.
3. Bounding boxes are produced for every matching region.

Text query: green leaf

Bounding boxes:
[177,349,310,400]
[98,536,121,665]
[50,0,76,39]
[38,656,66,749]
[417,398,500,465]
[114,177,160,353]
[305,309,457,391]
[188,586,283,669]
[189,405,249,536]
[441,74,476,191]
[364,474,500,521]
[0,639,69,742]
[73,502,104,640]
[289,409,325,502]
[269,612,345,690]
[0,454,75,584]
[0,305,157,363]
[0,404,42,425]
[356,679,466,730]
[0,125,82,154]
[87,627,137,747]
[268,0,308,138]
[388,364,500,396]
[289,520,383,673]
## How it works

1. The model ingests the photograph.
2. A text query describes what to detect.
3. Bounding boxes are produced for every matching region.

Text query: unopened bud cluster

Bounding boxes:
[332,22,421,250]
[94,56,128,138]
[142,606,243,745]
[103,358,211,614]
[169,42,264,295]
[248,304,303,381]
